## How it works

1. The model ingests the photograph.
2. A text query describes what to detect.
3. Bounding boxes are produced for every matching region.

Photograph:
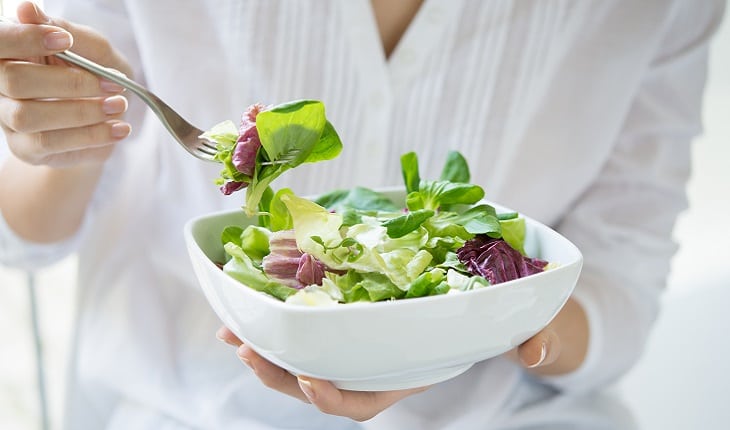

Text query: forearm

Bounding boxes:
[0,156,103,243]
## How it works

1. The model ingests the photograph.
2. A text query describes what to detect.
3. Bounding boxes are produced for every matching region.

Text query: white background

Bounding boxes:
[1,1,729,429]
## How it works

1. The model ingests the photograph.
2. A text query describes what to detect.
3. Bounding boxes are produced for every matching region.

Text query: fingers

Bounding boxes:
[0,3,71,58]
[508,298,588,375]
[0,92,129,166]
[3,119,131,167]
[517,327,561,369]
[237,343,428,420]
[216,326,310,401]
[16,0,54,25]
[296,377,428,422]
[215,326,243,347]
[0,3,133,169]
[0,21,73,58]
[0,95,127,133]
[12,2,131,74]
[0,61,125,99]
[236,344,311,403]
[216,326,429,421]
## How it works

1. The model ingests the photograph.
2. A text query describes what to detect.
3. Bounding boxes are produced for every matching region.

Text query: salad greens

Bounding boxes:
[205,100,549,305]
[203,100,342,216]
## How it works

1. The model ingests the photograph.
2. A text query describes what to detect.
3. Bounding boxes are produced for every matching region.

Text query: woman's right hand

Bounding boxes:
[0,1,133,168]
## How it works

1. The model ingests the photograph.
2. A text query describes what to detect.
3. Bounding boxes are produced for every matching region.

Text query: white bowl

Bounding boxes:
[184,190,582,391]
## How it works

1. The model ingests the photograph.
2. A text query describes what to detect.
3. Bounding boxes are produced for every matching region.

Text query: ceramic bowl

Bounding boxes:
[184,190,582,391]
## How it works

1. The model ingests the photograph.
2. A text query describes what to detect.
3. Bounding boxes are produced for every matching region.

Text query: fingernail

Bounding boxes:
[102,96,127,115]
[100,80,125,93]
[527,342,548,368]
[44,31,72,50]
[298,377,316,400]
[237,345,254,370]
[215,327,227,342]
[240,356,253,369]
[110,122,131,139]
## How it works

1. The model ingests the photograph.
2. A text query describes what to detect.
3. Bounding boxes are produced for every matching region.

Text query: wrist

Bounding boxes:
[0,156,106,242]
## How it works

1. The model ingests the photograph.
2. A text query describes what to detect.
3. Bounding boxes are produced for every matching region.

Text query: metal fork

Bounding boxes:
[55,50,218,161]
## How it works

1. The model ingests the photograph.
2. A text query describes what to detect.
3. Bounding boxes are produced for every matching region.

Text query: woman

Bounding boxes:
[0,1,724,428]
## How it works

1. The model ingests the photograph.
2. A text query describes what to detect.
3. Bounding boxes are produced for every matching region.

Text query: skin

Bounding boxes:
[0,1,132,243]
[0,1,589,423]
[371,0,424,59]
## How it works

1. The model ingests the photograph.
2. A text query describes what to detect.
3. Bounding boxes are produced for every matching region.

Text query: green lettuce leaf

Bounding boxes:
[381,209,435,238]
[244,100,342,215]
[405,268,448,298]
[330,270,405,303]
[238,225,271,263]
[499,216,527,255]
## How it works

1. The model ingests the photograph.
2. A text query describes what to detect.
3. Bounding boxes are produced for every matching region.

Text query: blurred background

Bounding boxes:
[1,1,728,429]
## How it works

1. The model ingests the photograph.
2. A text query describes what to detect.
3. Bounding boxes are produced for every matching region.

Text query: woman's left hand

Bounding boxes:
[216,326,429,422]
[505,297,589,375]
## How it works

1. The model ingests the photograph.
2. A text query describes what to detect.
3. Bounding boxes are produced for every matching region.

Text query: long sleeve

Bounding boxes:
[542,0,725,392]
[0,205,87,269]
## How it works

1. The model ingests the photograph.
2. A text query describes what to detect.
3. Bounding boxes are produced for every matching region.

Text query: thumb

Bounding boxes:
[16,1,54,25]
[517,327,561,369]
[17,2,76,53]
[15,1,130,75]
[0,2,74,57]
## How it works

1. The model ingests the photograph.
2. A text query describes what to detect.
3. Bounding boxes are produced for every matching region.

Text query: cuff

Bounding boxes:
[535,268,658,393]
[0,207,86,271]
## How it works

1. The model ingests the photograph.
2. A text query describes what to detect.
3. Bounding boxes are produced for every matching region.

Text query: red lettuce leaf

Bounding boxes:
[456,236,547,284]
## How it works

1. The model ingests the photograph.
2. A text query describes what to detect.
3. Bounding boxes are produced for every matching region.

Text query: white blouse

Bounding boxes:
[1,0,724,428]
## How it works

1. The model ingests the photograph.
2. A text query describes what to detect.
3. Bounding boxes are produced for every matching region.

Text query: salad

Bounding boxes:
[202,100,550,306]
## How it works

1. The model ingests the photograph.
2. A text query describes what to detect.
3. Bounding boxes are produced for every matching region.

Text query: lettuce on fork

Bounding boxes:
[204,100,550,305]
[202,100,342,216]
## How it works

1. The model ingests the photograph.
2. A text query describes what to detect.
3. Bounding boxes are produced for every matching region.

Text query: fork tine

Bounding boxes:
[196,145,217,158]
[259,149,303,165]
[201,140,218,151]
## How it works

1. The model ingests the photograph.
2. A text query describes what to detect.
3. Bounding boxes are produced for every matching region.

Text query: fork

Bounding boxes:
[55,50,219,161]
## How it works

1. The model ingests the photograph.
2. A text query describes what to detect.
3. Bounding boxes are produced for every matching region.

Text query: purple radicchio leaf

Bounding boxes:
[232,104,267,176]
[456,236,548,285]
[220,180,248,195]
[296,253,327,287]
[232,127,261,177]
[261,229,334,289]
[262,230,303,288]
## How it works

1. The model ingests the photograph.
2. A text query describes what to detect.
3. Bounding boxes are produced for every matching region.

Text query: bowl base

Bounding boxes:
[330,363,474,392]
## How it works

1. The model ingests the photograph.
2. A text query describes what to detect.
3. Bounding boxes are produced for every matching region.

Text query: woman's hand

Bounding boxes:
[216,326,428,422]
[0,2,135,243]
[0,1,132,168]
[505,297,589,375]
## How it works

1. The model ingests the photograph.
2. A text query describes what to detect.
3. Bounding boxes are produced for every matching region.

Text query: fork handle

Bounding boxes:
[56,51,142,93]
[55,51,160,109]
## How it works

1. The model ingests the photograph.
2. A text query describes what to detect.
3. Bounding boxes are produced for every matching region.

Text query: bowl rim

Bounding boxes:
[184,189,583,314]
